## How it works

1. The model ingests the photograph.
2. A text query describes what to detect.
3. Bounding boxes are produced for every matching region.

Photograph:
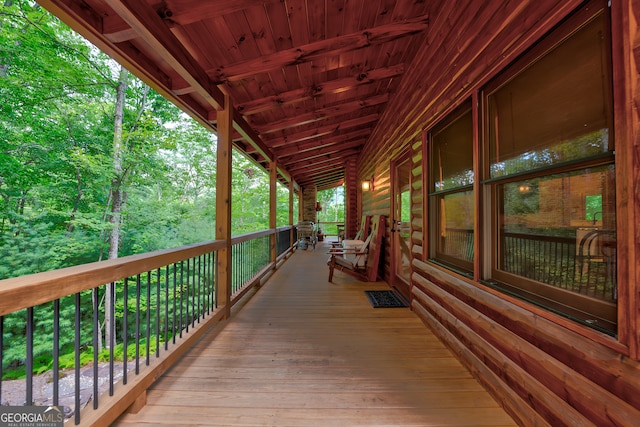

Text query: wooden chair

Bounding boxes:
[327,215,385,282]
[329,215,371,248]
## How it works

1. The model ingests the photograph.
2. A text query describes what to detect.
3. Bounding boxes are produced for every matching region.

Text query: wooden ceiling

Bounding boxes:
[40,0,431,190]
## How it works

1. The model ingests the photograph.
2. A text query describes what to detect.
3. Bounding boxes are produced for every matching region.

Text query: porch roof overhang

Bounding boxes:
[38,0,430,191]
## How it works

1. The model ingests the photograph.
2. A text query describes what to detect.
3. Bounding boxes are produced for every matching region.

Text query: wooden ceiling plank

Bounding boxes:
[265,0,295,52]
[209,14,429,83]
[307,0,326,43]
[326,0,347,39]
[237,63,404,115]
[217,11,262,65]
[102,0,226,111]
[287,0,311,46]
[244,4,279,56]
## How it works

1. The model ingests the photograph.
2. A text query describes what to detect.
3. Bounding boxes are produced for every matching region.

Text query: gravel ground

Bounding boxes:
[1,363,124,419]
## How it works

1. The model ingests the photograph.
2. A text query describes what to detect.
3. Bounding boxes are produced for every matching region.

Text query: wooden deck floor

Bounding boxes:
[114,241,516,426]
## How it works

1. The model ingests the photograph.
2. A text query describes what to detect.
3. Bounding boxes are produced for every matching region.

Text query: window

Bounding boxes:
[483,4,616,334]
[428,105,474,273]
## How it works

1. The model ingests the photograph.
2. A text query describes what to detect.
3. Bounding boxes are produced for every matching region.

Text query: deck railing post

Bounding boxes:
[289,180,295,246]
[270,161,277,264]
[216,94,233,318]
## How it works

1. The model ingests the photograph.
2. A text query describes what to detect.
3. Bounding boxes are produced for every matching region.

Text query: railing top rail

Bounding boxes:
[0,239,225,316]
[231,228,275,245]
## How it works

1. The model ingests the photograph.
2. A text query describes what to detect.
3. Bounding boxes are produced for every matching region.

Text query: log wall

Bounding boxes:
[360,0,640,425]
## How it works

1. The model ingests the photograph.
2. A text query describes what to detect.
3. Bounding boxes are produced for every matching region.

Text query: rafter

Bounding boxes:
[103,0,282,42]
[275,129,370,158]
[281,141,365,170]
[208,15,429,83]
[298,169,345,187]
[258,114,379,151]
[237,64,404,116]
[285,148,361,173]
[255,94,389,135]
[279,141,367,167]
[102,0,226,111]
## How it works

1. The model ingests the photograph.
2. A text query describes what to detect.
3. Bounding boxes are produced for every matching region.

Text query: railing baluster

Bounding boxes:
[172,264,177,344]
[74,293,81,425]
[123,278,128,385]
[185,259,190,331]
[109,282,115,396]
[53,299,60,405]
[146,271,151,366]
[26,307,33,406]
[197,255,202,323]
[93,287,99,409]
[135,274,141,375]
[156,268,161,358]
[203,253,209,316]
[164,265,170,351]
[179,262,184,338]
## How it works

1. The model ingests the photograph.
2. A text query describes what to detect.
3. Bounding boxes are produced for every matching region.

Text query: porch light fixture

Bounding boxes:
[362,178,373,191]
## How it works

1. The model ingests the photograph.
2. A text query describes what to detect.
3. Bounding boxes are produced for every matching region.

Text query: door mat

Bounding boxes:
[365,290,408,308]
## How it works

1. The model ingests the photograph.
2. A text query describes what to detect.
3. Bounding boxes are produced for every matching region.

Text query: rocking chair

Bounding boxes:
[327,215,385,282]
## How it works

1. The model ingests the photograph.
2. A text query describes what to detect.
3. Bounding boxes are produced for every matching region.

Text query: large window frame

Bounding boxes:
[427,103,474,274]
[480,4,618,335]
[426,0,619,336]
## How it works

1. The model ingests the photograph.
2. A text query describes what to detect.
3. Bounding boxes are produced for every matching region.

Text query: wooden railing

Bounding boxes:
[0,227,295,425]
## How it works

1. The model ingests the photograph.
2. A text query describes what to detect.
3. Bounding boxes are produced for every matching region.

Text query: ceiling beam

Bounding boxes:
[258,114,379,150]
[286,148,361,173]
[209,15,429,83]
[102,0,226,111]
[275,129,370,158]
[281,141,365,169]
[255,93,389,134]
[278,134,368,161]
[237,64,405,116]
[100,1,276,163]
[298,170,345,187]
[103,0,282,42]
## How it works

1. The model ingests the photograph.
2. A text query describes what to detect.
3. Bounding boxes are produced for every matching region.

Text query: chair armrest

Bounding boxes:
[327,249,366,256]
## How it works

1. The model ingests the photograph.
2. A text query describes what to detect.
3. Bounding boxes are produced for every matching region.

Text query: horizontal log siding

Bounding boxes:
[359,0,640,425]
[411,136,425,264]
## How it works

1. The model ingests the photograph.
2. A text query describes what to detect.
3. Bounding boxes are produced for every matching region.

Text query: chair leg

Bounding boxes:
[328,258,335,282]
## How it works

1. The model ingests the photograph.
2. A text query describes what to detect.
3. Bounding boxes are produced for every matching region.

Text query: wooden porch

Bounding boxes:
[114,241,515,426]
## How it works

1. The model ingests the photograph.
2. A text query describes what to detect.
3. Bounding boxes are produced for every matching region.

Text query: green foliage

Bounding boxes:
[0,1,293,380]
[316,187,345,234]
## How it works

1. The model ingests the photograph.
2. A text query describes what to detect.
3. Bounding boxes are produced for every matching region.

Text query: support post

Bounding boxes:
[216,95,233,319]
[270,161,277,264]
[289,180,295,247]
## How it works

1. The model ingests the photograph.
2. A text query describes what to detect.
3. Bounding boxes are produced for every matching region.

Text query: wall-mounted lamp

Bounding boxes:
[361,178,373,191]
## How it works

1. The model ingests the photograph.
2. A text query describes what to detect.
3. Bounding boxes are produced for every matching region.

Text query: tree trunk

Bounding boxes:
[103,65,128,351]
